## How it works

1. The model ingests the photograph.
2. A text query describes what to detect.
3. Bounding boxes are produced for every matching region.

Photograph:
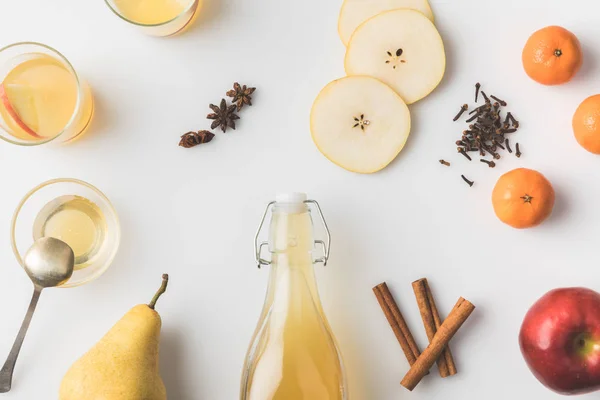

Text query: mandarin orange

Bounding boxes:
[573,95,600,154]
[492,168,555,229]
[522,26,582,85]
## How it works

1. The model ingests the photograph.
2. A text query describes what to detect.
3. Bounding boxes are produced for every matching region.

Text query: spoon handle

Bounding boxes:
[0,286,42,393]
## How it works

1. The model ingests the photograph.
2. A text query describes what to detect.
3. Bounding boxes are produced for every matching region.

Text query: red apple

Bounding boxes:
[520,287,600,395]
[0,83,42,139]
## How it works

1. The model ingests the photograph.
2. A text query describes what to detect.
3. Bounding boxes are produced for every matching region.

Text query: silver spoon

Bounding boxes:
[0,237,74,393]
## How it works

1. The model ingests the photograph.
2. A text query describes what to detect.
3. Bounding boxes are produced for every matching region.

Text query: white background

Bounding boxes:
[0,0,599,399]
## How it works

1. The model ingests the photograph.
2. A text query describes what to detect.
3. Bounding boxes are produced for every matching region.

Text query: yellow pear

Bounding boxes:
[59,274,170,400]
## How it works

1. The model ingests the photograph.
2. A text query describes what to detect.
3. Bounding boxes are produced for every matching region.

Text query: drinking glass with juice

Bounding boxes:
[0,42,93,146]
[241,193,348,400]
[104,0,201,36]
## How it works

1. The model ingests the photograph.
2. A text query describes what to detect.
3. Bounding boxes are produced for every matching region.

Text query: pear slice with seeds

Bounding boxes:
[310,76,411,174]
[338,0,434,46]
[345,9,445,105]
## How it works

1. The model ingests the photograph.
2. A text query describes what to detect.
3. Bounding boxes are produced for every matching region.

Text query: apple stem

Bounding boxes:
[148,274,169,310]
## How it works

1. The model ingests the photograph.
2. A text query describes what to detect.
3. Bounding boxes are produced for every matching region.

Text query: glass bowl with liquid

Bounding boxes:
[11,178,120,288]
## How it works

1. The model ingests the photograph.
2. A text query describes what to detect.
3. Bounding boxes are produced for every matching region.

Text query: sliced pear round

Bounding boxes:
[338,0,434,46]
[310,76,411,174]
[345,9,445,105]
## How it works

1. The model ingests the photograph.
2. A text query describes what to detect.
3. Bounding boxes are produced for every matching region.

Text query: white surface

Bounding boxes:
[0,0,599,399]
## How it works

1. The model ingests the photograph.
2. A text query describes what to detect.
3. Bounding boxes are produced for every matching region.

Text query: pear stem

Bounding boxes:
[148,274,169,310]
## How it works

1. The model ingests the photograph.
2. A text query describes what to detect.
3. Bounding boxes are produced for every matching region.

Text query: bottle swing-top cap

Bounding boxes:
[274,192,308,213]
[275,192,307,204]
[254,193,331,269]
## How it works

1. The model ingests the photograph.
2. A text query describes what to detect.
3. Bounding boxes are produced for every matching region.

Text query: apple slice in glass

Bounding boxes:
[0,83,43,139]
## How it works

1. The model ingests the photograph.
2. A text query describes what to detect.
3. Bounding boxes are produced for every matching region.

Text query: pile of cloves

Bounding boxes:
[455,83,521,162]
[443,83,522,187]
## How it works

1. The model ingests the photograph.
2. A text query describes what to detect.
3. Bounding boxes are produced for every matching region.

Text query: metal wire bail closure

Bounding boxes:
[254,199,331,269]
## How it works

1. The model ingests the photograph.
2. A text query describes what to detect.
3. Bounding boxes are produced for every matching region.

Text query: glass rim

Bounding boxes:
[103,0,198,28]
[11,178,121,288]
[0,42,85,147]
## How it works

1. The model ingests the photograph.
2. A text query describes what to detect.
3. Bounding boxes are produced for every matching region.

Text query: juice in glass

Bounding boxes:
[105,0,201,36]
[0,43,93,146]
[33,195,107,270]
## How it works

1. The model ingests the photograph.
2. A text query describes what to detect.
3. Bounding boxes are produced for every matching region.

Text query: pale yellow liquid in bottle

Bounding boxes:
[113,0,193,24]
[241,207,346,400]
[0,53,92,141]
[33,195,107,270]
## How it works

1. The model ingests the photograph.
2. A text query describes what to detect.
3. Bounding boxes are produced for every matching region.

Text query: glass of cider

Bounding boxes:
[11,179,120,288]
[104,0,201,37]
[0,42,94,146]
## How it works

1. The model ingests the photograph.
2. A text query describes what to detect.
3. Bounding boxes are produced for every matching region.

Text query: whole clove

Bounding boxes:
[480,91,490,104]
[461,175,474,187]
[505,138,513,153]
[507,112,519,128]
[490,95,507,106]
[466,113,480,123]
[439,159,451,167]
[516,143,522,158]
[469,104,490,115]
[458,148,472,161]
[480,159,496,168]
[453,104,468,121]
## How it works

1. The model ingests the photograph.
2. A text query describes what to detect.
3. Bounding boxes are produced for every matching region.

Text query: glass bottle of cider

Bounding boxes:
[240,193,348,400]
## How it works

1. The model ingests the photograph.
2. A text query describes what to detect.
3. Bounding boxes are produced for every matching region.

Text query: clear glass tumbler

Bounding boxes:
[0,42,94,146]
[104,0,201,36]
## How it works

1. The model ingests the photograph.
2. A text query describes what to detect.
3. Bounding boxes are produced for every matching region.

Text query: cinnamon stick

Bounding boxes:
[373,283,421,365]
[427,284,458,376]
[401,298,475,391]
[412,278,457,378]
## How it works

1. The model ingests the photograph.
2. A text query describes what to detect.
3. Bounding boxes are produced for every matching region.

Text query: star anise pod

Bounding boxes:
[179,130,215,148]
[207,99,239,133]
[226,82,256,111]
